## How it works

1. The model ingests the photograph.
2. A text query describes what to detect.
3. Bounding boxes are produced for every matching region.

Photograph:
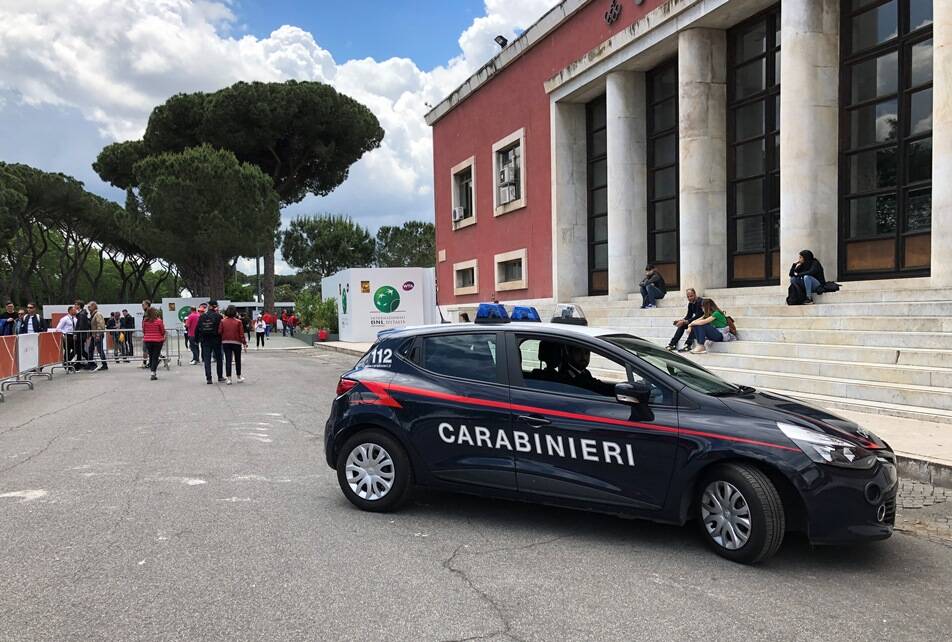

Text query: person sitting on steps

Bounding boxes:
[639,264,666,309]
[789,249,826,305]
[667,288,704,352]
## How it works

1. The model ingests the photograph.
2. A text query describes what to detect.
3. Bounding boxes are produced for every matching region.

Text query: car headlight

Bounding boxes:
[777,422,877,469]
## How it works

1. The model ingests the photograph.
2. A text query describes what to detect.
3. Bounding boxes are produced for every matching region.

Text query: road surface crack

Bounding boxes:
[439,537,566,642]
[0,389,112,438]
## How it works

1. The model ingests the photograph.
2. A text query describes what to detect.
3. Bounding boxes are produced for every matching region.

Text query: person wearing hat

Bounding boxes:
[639,264,667,309]
[196,299,225,384]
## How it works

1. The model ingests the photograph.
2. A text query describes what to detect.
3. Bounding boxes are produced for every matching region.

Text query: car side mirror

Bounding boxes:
[616,381,652,405]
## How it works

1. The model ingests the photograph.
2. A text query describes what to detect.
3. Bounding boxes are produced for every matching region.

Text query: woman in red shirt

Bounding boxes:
[141,307,166,381]
[219,305,248,384]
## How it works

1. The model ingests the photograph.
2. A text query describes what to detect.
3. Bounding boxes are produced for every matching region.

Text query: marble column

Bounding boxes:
[932,1,952,285]
[678,28,727,294]
[551,100,589,302]
[606,71,648,299]
[780,0,840,281]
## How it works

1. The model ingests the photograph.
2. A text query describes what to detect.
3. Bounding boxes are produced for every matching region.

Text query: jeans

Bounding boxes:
[223,343,242,377]
[282,323,287,337]
[145,341,163,373]
[189,335,200,362]
[202,340,224,381]
[256,332,265,348]
[87,335,107,367]
[669,322,695,349]
[265,324,271,338]
[692,323,725,345]
[640,283,666,307]
[791,275,821,300]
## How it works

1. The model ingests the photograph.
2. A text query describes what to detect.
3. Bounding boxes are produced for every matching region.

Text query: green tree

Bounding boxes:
[375,220,436,267]
[280,214,375,282]
[134,145,279,297]
[94,80,384,312]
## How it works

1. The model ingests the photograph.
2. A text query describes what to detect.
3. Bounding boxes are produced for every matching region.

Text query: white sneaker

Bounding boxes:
[225,378,232,385]
[690,345,707,354]
[189,360,197,365]
[237,376,245,383]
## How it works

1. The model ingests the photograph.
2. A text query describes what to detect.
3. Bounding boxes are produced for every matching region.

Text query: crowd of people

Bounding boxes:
[3,297,298,385]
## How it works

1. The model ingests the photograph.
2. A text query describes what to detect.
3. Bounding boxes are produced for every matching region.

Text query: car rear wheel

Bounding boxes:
[336,430,411,512]
[698,463,785,564]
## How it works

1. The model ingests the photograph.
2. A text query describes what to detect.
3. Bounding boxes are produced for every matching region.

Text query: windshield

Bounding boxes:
[602,334,742,395]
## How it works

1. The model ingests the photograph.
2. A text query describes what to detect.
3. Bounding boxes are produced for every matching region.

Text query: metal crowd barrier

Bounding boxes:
[0,328,184,402]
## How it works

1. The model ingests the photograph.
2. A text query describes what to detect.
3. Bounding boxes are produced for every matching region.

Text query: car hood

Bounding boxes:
[718,389,890,450]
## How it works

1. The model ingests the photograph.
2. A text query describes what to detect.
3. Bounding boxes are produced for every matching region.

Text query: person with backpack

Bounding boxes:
[788,250,826,305]
[689,299,736,354]
[197,300,225,384]
[639,264,667,309]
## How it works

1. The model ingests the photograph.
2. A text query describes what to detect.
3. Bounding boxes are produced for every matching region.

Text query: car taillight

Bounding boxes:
[336,378,358,397]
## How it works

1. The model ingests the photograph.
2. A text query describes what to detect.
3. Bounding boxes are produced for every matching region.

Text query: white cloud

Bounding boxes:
[0,0,559,271]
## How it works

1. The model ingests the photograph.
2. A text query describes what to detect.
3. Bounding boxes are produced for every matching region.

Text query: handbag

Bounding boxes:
[118,331,126,343]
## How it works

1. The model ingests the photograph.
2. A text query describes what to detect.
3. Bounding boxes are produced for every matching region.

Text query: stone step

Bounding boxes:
[599,315,949,332]
[629,333,952,368]
[605,324,952,350]
[694,352,952,388]
[703,366,952,412]
[586,301,952,318]
[758,389,952,426]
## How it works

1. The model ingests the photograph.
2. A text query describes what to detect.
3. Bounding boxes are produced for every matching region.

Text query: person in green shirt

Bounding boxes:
[688,299,734,354]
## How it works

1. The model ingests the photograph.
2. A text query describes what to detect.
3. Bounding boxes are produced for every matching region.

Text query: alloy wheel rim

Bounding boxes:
[345,443,395,501]
[701,480,752,550]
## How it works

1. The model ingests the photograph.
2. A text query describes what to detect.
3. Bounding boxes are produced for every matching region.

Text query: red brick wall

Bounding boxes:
[433,0,667,305]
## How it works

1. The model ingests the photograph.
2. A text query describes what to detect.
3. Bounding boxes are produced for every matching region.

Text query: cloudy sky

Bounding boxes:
[0,0,558,274]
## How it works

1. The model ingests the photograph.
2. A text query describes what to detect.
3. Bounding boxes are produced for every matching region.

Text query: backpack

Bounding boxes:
[787,279,807,305]
[198,312,220,337]
[726,316,738,337]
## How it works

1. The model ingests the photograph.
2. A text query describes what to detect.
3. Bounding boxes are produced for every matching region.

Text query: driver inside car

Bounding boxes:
[558,345,616,397]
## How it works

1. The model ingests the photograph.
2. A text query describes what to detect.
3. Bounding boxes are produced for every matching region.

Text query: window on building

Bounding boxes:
[727,7,781,286]
[423,334,499,384]
[453,259,478,296]
[450,157,476,229]
[647,60,679,288]
[840,0,933,277]
[494,248,528,291]
[492,129,527,215]
[587,95,608,295]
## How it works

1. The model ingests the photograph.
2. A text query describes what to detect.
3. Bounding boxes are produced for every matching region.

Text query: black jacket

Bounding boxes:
[683,297,705,322]
[790,259,826,284]
[120,314,135,330]
[18,314,45,334]
[197,311,223,342]
[75,310,91,332]
[640,271,667,292]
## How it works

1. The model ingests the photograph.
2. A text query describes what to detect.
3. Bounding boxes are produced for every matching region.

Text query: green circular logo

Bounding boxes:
[373,286,400,313]
[178,306,192,322]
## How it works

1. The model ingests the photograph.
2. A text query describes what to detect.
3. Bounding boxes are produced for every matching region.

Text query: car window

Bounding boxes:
[603,334,739,396]
[422,333,499,384]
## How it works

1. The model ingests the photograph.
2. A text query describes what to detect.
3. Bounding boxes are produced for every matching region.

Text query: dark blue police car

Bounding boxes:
[324,304,897,564]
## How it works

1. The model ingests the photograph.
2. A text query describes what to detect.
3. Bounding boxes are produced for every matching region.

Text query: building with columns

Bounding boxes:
[426,0,943,309]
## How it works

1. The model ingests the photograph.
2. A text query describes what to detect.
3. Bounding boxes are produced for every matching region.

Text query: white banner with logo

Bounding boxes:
[321,268,438,343]
[16,332,39,371]
[161,298,231,331]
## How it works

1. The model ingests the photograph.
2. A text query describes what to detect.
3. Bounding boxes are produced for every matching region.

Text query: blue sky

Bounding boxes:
[0,0,557,273]
[234,0,486,69]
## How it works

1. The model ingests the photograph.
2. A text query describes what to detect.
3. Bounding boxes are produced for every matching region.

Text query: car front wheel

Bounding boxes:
[698,463,785,564]
[336,430,411,512]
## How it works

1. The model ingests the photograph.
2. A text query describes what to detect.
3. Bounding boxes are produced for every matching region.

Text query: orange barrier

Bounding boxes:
[38,332,64,367]
[0,335,16,380]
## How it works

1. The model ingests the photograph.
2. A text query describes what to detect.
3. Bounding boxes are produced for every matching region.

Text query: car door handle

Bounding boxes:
[517,415,551,428]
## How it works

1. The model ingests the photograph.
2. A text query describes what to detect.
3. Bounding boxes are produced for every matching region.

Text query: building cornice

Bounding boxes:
[424,0,593,127]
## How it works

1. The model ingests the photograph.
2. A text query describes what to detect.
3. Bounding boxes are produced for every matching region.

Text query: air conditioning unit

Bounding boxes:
[452,206,466,222]
[498,164,515,185]
[499,185,517,204]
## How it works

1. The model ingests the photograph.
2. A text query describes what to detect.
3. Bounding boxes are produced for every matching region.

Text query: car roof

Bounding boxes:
[379,322,632,341]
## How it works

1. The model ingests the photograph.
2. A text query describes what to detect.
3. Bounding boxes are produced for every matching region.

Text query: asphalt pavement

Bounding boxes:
[1,348,951,641]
